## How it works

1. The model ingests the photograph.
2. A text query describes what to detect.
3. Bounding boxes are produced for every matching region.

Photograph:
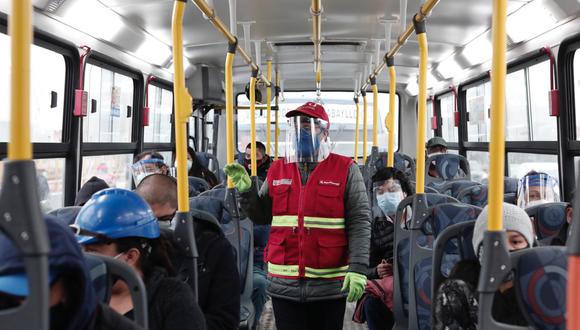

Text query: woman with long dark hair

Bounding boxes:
[175,147,219,188]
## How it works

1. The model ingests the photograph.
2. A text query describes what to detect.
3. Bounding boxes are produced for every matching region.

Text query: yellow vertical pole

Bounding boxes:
[371,78,379,148]
[266,60,272,155]
[414,17,428,194]
[250,70,258,177]
[225,42,236,188]
[8,0,32,160]
[362,91,368,165]
[387,58,396,167]
[354,97,360,165]
[172,1,192,211]
[275,69,280,160]
[487,0,507,231]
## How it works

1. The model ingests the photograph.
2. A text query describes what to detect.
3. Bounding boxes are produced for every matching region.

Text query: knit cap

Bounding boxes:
[472,202,534,257]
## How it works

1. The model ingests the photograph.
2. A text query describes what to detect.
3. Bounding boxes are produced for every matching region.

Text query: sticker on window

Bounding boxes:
[111,86,121,117]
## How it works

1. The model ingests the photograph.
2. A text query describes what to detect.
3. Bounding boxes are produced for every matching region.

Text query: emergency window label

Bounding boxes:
[273,179,292,186]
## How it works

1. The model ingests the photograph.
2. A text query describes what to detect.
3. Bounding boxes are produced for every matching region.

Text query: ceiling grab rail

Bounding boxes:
[311,0,322,98]
[386,56,396,167]
[0,1,50,329]
[171,0,199,302]
[190,0,271,87]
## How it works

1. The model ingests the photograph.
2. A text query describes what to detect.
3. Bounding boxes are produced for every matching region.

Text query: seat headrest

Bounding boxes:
[525,202,568,240]
[47,206,82,226]
[426,154,470,181]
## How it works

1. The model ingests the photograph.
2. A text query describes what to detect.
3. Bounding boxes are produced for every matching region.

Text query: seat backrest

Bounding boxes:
[525,202,568,241]
[408,203,481,330]
[188,176,210,196]
[47,206,81,226]
[504,176,519,194]
[84,253,149,328]
[425,154,471,186]
[457,184,489,207]
[195,151,225,183]
[238,217,256,328]
[372,152,416,178]
[438,180,480,198]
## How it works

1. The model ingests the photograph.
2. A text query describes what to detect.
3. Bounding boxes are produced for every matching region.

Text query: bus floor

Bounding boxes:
[256,300,369,330]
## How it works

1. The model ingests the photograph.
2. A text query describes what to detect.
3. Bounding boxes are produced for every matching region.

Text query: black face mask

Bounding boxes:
[50,302,70,330]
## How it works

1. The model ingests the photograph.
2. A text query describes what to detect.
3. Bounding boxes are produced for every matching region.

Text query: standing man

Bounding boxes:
[243,141,271,183]
[225,102,371,330]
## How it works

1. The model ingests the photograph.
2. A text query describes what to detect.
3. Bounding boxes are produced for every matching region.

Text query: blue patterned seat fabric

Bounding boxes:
[514,247,567,330]
[397,238,411,317]
[374,152,416,178]
[525,202,568,241]
[457,184,489,207]
[438,180,480,198]
[426,154,470,181]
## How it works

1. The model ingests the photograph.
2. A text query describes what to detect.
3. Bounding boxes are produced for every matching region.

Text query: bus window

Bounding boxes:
[467,151,489,183]
[0,158,65,213]
[573,51,580,137]
[82,64,134,143]
[528,60,557,140]
[426,99,434,140]
[0,33,66,143]
[505,70,529,141]
[205,109,214,153]
[440,93,457,143]
[466,82,491,142]
[236,91,399,158]
[144,85,172,143]
[507,152,559,185]
[81,154,133,189]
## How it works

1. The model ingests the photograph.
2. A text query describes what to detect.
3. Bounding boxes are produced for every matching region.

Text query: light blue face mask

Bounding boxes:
[376,192,403,216]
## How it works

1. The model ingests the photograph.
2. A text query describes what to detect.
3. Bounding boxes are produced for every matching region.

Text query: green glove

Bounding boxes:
[341,272,367,302]
[224,163,252,193]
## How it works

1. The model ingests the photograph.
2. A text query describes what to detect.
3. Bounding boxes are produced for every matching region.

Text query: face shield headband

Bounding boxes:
[517,173,560,209]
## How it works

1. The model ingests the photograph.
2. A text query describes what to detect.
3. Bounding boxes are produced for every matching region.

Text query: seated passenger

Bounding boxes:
[135,175,240,329]
[243,141,271,182]
[0,215,141,330]
[426,137,448,178]
[132,151,170,186]
[517,171,560,209]
[356,167,413,329]
[73,188,206,330]
[179,147,219,188]
[434,202,534,328]
[74,176,109,206]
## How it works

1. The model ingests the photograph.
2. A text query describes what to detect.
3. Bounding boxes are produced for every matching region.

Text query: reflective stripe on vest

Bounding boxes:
[268,263,348,279]
[272,215,345,229]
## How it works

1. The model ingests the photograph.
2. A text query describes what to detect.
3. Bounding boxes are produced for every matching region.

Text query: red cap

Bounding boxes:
[286,102,329,123]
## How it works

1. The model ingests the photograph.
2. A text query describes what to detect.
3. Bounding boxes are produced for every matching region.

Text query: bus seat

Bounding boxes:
[84,253,149,328]
[410,181,439,195]
[478,246,567,330]
[238,217,256,329]
[525,202,568,241]
[392,193,459,329]
[504,193,517,205]
[372,152,416,178]
[504,177,519,194]
[188,176,210,197]
[195,152,225,183]
[457,184,489,207]
[437,180,480,198]
[430,220,476,319]
[425,154,471,187]
[47,206,81,226]
[408,203,481,330]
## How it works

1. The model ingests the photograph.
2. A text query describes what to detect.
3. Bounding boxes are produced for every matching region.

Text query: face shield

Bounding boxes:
[373,179,405,218]
[285,115,330,163]
[131,158,167,186]
[517,173,560,209]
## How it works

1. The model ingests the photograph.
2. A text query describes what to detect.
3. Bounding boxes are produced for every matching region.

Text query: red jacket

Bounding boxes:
[265,153,353,280]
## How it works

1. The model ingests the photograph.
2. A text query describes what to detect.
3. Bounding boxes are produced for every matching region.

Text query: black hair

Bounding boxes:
[371,167,414,196]
[134,151,165,164]
[115,236,176,280]
[183,146,219,188]
[245,141,267,156]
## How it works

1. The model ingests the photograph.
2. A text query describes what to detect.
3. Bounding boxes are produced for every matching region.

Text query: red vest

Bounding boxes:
[265,153,353,280]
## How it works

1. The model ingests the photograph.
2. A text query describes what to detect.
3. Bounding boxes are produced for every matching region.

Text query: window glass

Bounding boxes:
[505,70,529,141]
[0,158,65,213]
[507,153,559,186]
[144,85,172,143]
[466,82,491,142]
[0,33,66,142]
[83,64,134,142]
[205,109,215,153]
[81,154,134,189]
[440,93,457,142]
[237,91,399,159]
[466,151,489,183]
[426,100,434,140]
[158,151,173,166]
[573,51,580,138]
[528,60,557,140]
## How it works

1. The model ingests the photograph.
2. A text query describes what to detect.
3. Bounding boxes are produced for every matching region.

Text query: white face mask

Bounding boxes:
[174,160,193,171]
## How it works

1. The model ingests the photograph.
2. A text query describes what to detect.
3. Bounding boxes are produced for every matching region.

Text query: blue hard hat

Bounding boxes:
[74,188,160,245]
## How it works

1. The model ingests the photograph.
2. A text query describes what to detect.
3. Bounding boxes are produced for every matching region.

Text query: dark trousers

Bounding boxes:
[271,297,346,330]
[363,296,394,330]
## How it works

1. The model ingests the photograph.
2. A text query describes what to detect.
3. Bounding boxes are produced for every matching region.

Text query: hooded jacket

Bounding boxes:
[0,215,140,330]
[239,159,371,302]
[367,208,395,279]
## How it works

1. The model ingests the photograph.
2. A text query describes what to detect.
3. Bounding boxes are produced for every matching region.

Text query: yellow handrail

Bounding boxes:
[354,97,360,165]
[8,0,32,160]
[266,60,272,155]
[172,1,192,212]
[275,70,280,160]
[362,91,368,165]
[487,0,507,232]
[415,18,428,195]
[250,71,257,177]
[372,79,378,147]
[225,45,236,188]
[387,60,396,167]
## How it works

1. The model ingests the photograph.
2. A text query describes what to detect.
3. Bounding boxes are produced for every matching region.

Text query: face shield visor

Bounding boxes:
[517,173,560,209]
[285,115,330,163]
[373,179,405,218]
[131,159,167,186]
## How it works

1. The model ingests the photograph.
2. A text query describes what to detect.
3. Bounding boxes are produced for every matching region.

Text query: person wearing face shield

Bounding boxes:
[224,102,371,330]
[131,152,169,186]
[516,171,560,209]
